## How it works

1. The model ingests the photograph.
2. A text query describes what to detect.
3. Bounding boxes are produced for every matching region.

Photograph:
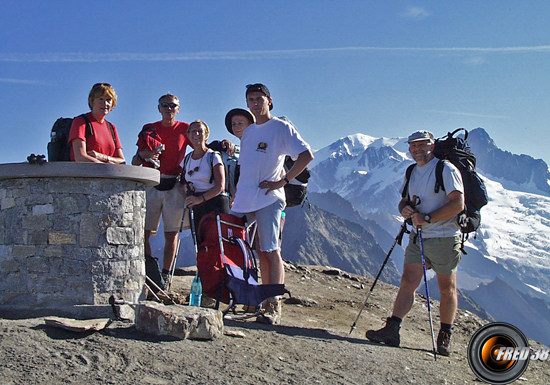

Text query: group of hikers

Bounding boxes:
[67,82,313,326]
[67,82,466,355]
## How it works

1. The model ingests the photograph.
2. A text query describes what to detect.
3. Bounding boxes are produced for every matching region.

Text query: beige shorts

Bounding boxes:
[404,233,462,275]
[145,185,189,233]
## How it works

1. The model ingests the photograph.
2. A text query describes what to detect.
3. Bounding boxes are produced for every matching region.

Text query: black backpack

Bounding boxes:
[47,114,116,162]
[402,128,489,250]
[283,155,311,207]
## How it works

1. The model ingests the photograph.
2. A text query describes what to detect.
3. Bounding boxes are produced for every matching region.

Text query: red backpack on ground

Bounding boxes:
[195,212,289,310]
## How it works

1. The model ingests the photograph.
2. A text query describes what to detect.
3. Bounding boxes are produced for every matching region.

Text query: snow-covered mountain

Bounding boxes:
[309,128,550,331]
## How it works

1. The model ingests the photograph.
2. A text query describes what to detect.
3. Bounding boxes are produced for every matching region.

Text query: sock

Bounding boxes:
[390,315,403,325]
[441,322,453,333]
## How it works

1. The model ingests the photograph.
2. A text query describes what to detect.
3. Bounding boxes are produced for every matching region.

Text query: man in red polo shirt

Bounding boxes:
[132,94,190,288]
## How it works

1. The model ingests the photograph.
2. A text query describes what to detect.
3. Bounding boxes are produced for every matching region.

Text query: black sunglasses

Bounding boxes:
[93,82,112,88]
[187,166,199,176]
[160,102,179,109]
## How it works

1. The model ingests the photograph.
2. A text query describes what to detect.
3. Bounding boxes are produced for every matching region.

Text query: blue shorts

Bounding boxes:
[231,199,285,252]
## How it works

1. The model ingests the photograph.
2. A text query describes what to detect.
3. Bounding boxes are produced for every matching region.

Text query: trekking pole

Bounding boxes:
[417,226,437,361]
[349,220,409,335]
[189,207,199,256]
[145,276,177,305]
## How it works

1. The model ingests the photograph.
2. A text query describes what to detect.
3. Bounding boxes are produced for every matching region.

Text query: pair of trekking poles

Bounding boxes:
[349,196,437,360]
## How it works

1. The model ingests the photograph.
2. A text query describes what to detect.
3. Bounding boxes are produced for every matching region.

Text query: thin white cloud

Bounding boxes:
[0,77,50,85]
[426,110,510,119]
[463,56,486,66]
[402,6,431,20]
[1,46,550,63]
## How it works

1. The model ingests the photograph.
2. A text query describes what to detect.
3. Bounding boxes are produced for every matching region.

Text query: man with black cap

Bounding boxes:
[366,130,464,356]
[230,83,314,324]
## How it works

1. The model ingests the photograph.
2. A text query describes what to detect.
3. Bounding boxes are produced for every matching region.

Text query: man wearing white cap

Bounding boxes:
[366,130,464,356]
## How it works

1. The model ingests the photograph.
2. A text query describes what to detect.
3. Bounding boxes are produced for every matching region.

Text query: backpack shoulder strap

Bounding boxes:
[435,159,446,193]
[106,121,117,147]
[402,163,416,199]
[79,114,117,147]
[181,152,193,183]
[79,114,94,138]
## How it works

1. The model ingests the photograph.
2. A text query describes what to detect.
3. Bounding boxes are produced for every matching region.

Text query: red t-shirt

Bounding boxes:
[137,121,190,175]
[68,112,122,161]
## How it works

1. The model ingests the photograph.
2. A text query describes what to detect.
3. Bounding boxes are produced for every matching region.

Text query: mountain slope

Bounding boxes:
[468,127,550,196]
[465,277,550,345]
[281,204,401,286]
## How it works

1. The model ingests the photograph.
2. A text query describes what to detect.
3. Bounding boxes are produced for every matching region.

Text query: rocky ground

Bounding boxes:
[1,262,549,385]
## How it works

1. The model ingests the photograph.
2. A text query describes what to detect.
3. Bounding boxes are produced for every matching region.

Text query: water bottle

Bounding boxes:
[189,273,202,306]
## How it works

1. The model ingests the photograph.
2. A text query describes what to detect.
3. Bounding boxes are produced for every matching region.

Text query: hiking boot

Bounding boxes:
[256,297,282,325]
[437,329,452,356]
[365,318,401,347]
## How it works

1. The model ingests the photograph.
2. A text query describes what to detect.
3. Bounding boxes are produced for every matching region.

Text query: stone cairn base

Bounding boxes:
[0,163,159,319]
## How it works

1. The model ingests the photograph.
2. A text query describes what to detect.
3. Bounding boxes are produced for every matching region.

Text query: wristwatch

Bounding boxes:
[424,214,432,223]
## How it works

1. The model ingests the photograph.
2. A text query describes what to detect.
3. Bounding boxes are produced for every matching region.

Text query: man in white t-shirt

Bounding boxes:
[231,83,314,324]
[366,130,464,356]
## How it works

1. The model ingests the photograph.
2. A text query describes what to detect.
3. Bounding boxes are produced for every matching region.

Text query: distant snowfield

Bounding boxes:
[473,176,550,269]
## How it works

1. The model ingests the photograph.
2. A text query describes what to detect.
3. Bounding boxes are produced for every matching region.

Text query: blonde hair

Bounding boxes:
[188,120,210,140]
[88,83,117,110]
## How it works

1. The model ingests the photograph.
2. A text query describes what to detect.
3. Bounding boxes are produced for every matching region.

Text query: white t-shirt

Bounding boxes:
[180,149,223,193]
[400,156,464,238]
[232,117,311,213]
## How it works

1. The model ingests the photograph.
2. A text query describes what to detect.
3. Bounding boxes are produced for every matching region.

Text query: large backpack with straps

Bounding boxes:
[47,114,116,161]
[283,155,311,207]
[402,128,489,248]
[278,115,311,208]
[206,140,240,198]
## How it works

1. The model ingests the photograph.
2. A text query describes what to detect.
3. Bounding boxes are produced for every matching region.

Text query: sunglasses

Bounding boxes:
[187,166,199,176]
[160,102,179,109]
[93,82,112,88]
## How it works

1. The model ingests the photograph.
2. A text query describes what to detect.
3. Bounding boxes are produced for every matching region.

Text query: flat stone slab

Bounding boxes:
[0,162,160,187]
[44,317,110,332]
[136,301,224,340]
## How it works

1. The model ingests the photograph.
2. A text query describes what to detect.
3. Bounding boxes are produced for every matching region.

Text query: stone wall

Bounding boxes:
[0,163,159,318]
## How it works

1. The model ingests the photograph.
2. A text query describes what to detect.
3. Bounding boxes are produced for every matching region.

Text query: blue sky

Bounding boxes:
[1,0,549,165]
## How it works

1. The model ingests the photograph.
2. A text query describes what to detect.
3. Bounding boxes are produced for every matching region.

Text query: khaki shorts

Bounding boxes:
[404,233,462,275]
[145,185,189,233]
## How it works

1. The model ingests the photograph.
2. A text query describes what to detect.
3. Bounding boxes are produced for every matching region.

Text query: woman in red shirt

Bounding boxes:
[69,83,125,163]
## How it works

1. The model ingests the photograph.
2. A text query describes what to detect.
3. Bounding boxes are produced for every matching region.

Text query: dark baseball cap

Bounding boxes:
[224,108,255,135]
[245,83,273,110]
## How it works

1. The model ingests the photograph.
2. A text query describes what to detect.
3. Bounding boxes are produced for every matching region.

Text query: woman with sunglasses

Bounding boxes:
[180,120,230,232]
[68,83,125,163]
